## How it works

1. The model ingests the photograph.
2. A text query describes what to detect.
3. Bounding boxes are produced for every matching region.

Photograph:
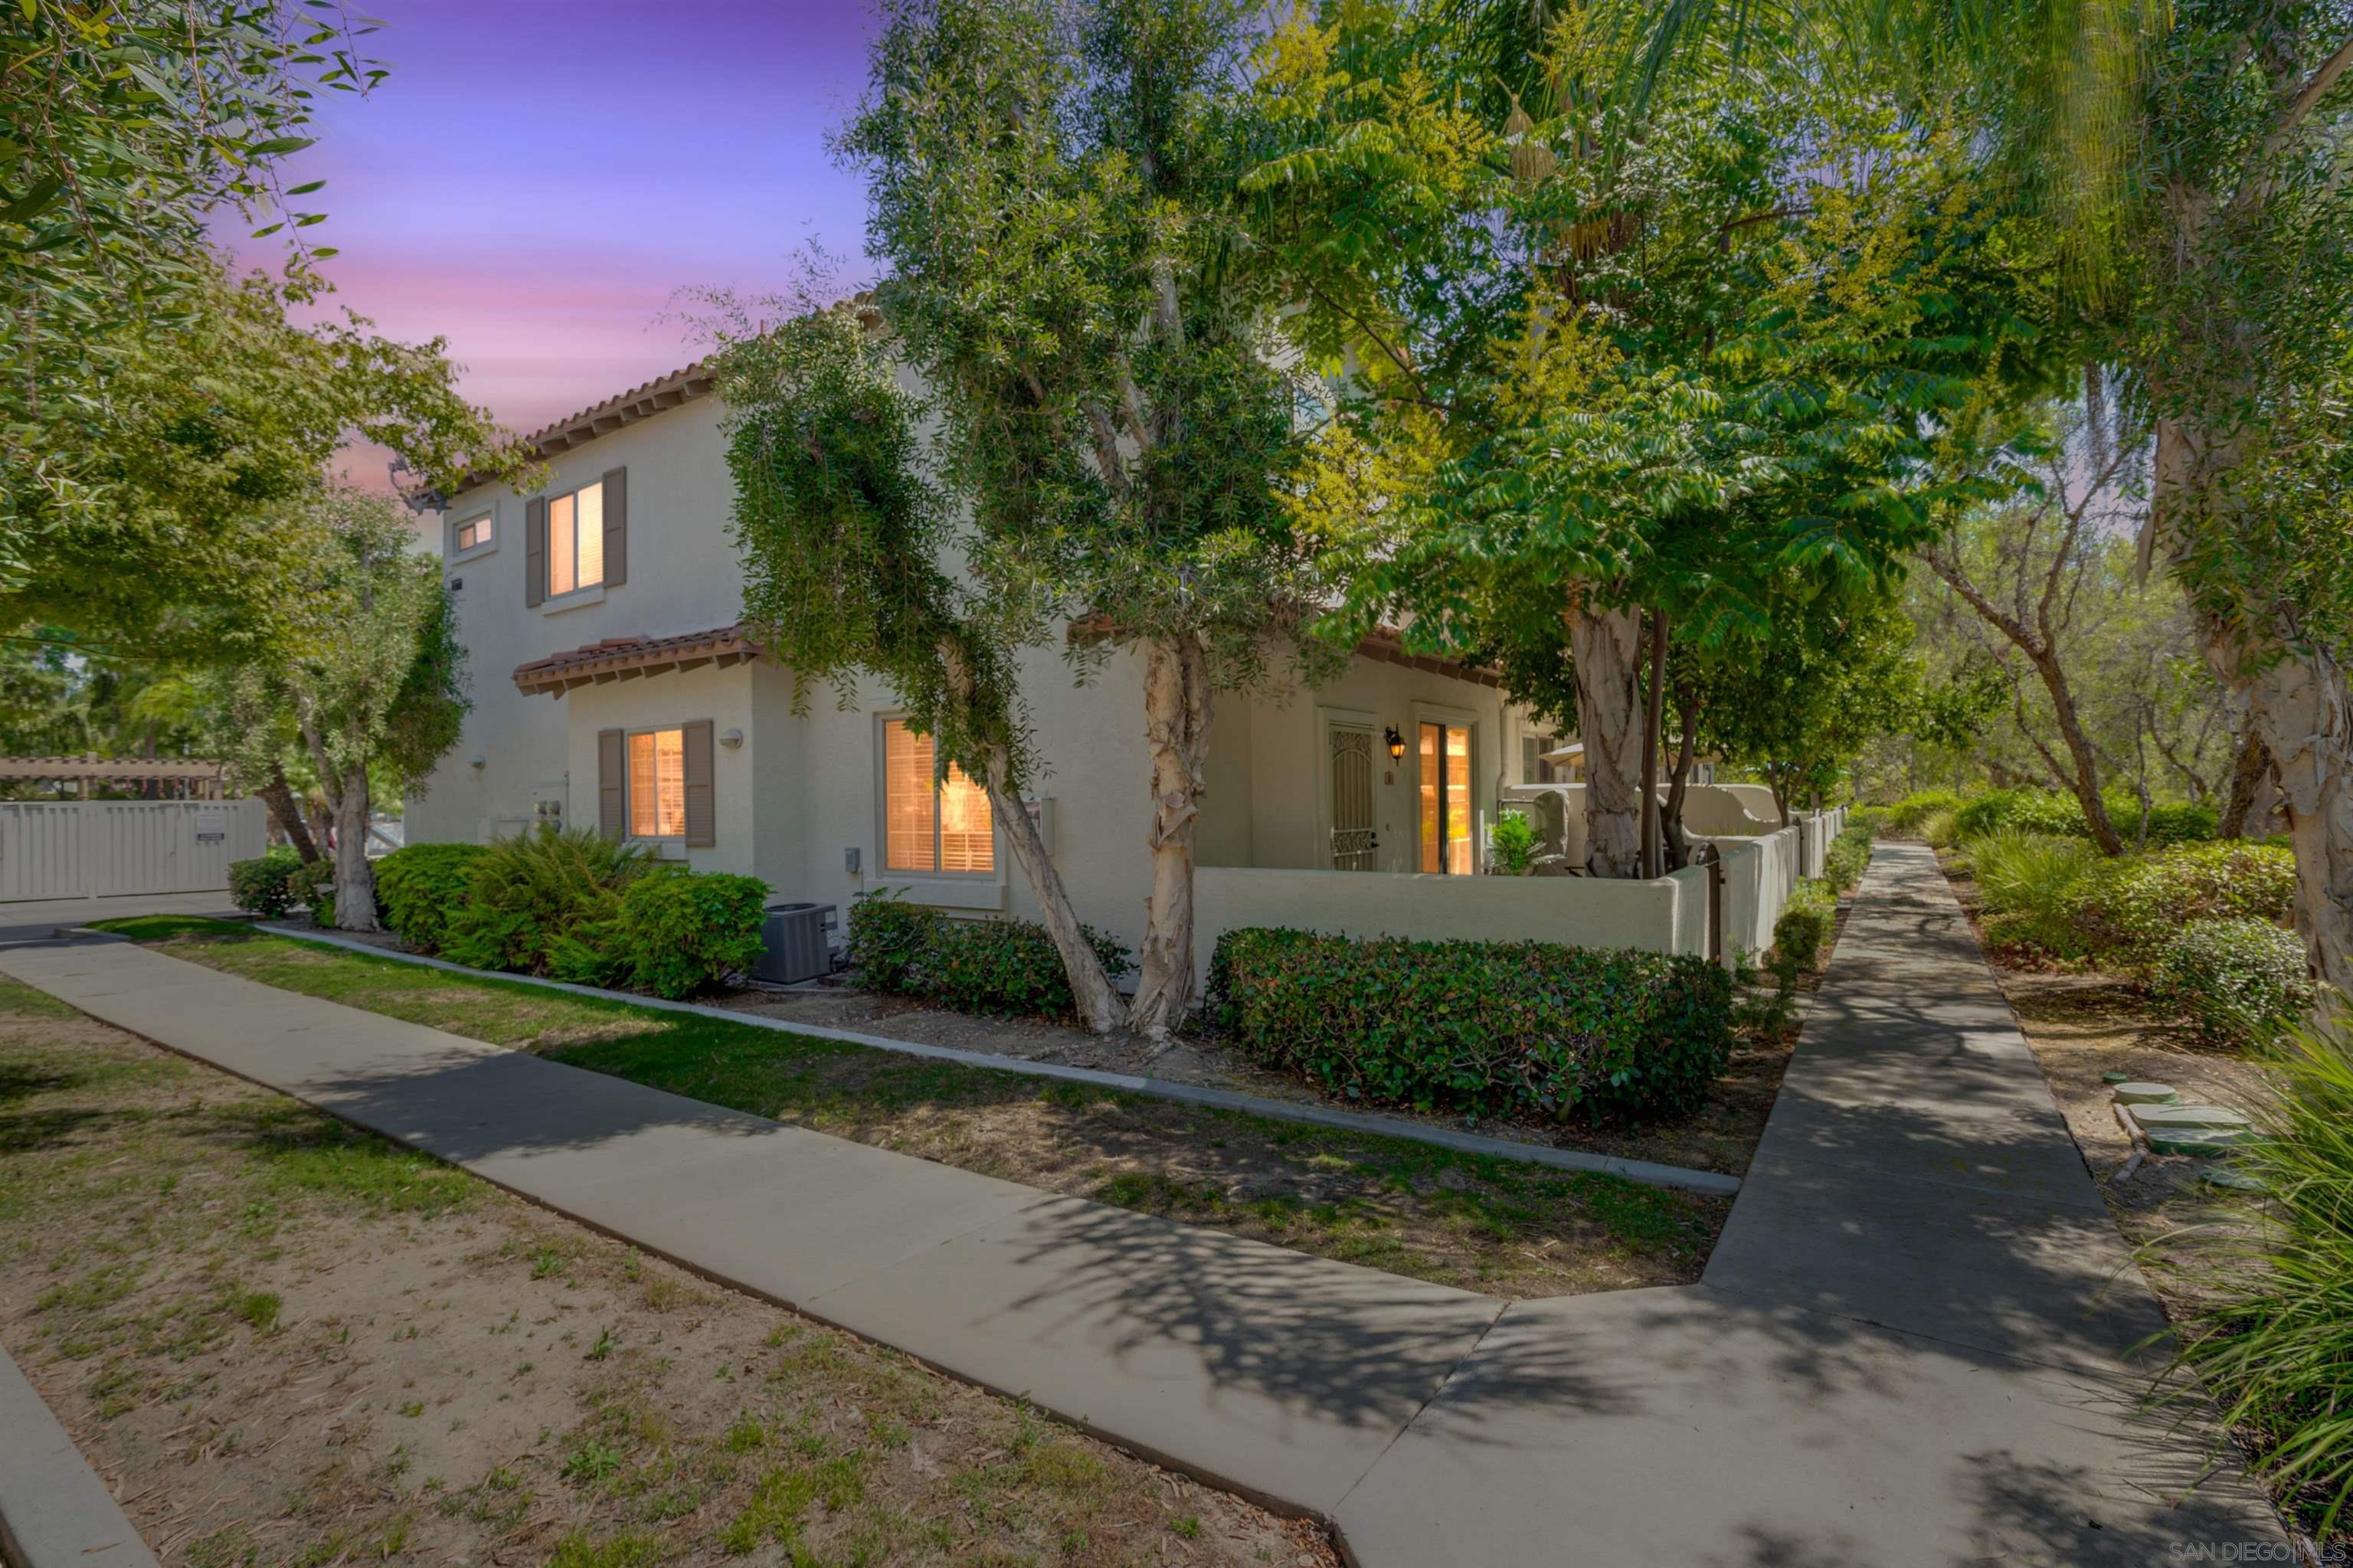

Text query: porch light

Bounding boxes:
[1384,725,1406,761]
[719,728,744,750]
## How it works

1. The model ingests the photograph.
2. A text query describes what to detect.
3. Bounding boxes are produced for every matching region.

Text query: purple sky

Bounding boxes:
[234,1,881,470]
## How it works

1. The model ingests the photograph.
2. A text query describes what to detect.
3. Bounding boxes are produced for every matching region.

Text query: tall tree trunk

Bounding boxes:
[1641,608,1668,878]
[2218,725,2274,840]
[1567,593,1646,878]
[2031,646,2129,856]
[939,639,1123,1035]
[330,763,380,932]
[2211,633,2353,1001]
[1130,633,1212,1039]
[260,761,322,863]
[1661,686,1700,871]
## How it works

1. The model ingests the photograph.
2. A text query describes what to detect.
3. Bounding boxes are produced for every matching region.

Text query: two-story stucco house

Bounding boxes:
[407,359,1573,971]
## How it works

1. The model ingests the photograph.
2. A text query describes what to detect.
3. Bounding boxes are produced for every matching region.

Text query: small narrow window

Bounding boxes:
[454,512,493,552]
[882,719,994,873]
[628,727,686,838]
[545,480,606,596]
[1419,721,1472,874]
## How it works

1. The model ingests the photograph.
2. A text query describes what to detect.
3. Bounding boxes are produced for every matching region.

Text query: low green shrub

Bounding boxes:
[604,869,770,999]
[1951,787,2217,847]
[923,917,1133,1021]
[1490,812,1538,875]
[2168,1023,2353,1535]
[1886,790,1962,833]
[2150,918,2313,1049]
[440,827,653,976]
[2063,840,2299,961]
[1961,829,2100,954]
[1823,818,1874,893]
[846,892,1131,1022]
[1919,807,1962,849]
[1770,879,1838,993]
[1206,928,1734,1125]
[846,892,947,995]
[371,843,488,952]
[228,849,330,918]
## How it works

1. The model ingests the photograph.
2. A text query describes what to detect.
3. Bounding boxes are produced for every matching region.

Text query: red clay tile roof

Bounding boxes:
[512,624,762,697]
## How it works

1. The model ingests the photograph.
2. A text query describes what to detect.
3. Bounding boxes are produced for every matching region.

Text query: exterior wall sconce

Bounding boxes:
[469,755,486,771]
[1384,725,1406,761]
[719,728,745,751]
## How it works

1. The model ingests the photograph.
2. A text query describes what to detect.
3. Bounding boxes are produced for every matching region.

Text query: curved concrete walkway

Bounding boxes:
[0,846,2284,1565]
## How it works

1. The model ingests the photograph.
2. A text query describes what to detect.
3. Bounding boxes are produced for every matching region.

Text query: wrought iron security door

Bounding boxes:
[1328,723,1379,870]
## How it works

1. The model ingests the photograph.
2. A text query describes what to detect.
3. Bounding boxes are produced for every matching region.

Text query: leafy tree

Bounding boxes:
[222,489,466,931]
[836,0,1324,1036]
[3,259,536,659]
[1642,0,2353,1000]
[3,2,387,565]
[706,300,1127,1033]
[1251,0,2042,875]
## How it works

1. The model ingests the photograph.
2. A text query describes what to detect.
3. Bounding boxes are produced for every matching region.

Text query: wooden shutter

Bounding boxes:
[601,466,627,588]
[681,719,715,848]
[525,496,548,607]
[597,728,624,840]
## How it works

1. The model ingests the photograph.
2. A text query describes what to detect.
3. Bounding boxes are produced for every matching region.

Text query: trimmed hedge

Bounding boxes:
[372,842,488,952]
[1823,817,1874,893]
[228,849,329,918]
[2151,917,2314,1049]
[845,892,1134,1023]
[1206,928,1734,1125]
[1772,880,1838,978]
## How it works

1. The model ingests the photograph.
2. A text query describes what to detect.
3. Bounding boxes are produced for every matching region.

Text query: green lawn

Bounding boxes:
[91,917,1729,1296]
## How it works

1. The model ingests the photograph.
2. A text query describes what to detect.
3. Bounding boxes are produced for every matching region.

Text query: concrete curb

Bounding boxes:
[191,924,1744,1197]
[0,1342,159,1568]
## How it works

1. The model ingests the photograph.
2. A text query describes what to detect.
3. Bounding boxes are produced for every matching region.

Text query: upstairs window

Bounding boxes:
[548,480,605,596]
[882,719,994,874]
[454,512,493,552]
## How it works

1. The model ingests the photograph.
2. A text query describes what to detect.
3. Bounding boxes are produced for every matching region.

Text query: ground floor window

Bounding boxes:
[882,719,994,874]
[1419,721,1471,874]
[629,728,685,838]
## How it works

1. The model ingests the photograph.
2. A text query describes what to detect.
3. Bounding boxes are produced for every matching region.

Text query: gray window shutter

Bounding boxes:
[525,496,547,607]
[601,466,627,587]
[597,728,624,840]
[682,719,715,848]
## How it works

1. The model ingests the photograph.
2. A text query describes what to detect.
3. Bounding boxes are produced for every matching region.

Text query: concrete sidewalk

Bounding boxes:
[0,845,2286,1565]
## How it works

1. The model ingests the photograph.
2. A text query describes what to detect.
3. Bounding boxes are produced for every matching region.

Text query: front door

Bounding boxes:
[1327,722,1379,871]
[1419,720,1472,873]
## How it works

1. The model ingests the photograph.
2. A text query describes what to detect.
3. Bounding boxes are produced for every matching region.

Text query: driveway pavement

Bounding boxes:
[0,845,2286,1565]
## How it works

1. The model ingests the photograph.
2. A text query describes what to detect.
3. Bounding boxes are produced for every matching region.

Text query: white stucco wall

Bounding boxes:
[1193,863,1688,990]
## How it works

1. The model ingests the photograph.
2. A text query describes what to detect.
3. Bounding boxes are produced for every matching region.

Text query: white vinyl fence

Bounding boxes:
[0,800,267,902]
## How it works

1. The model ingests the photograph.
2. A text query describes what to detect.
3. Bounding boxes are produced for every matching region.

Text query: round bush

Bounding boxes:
[2063,841,2300,961]
[371,842,488,952]
[440,827,652,975]
[2152,918,2313,1048]
[846,892,947,995]
[610,869,771,998]
[228,849,329,918]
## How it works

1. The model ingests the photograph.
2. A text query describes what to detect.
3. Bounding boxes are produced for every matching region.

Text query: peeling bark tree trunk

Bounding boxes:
[1641,609,1668,879]
[260,762,322,863]
[329,764,380,932]
[2211,634,2353,1000]
[1567,594,1646,878]
[1130,633,1212,1039]
[2218,725,2274,840]
[941,640,1123,1035]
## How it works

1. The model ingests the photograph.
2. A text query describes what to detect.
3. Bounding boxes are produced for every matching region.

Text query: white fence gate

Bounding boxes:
[0,800,268,902]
